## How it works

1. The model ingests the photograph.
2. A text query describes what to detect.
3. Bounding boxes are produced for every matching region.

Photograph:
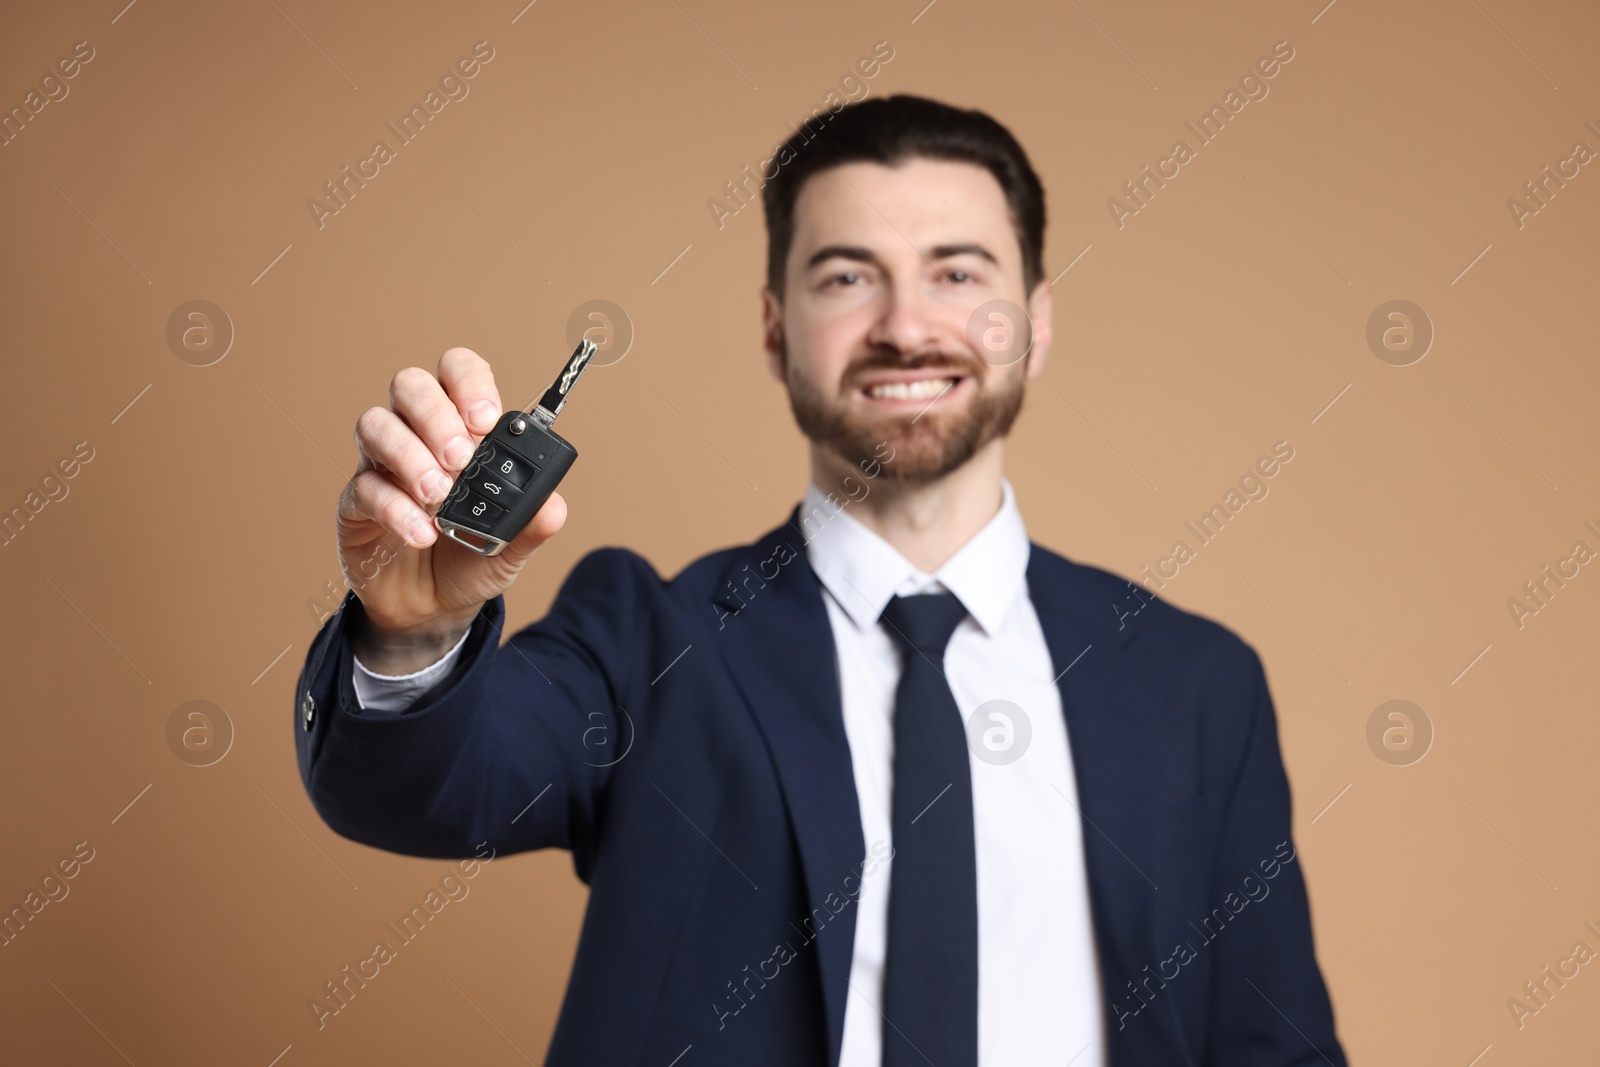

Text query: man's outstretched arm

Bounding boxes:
[288,345,636,863]
[294,544,661,862]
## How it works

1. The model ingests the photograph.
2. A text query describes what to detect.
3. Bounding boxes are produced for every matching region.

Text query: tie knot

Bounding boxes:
[879,592,968,656]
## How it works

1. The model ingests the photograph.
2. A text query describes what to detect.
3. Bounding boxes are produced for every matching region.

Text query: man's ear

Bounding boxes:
[761,287,786,382]
[1024,277,1053,380]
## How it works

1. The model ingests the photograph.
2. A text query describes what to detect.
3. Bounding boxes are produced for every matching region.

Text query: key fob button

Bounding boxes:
[487,451,535,489]
[477,475,510,498]
[457,491,506,529]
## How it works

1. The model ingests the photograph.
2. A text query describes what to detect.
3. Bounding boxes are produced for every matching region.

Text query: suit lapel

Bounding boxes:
[709,508,864,1067]
[1026,544,1188,1060]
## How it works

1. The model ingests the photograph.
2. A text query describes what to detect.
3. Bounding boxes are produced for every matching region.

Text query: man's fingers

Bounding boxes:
[438,347,503,437]
[389,366,475,481]
[344,468,438,549]
[356,405,455,508]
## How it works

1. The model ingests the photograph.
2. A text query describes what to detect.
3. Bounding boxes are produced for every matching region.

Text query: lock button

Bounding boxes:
[485,448,536,489]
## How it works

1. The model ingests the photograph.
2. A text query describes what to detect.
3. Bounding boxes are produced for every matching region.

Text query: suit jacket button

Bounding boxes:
[302,693,316,730]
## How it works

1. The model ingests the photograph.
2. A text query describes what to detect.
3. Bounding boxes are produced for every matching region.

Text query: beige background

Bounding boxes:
[2,0,1597,1062]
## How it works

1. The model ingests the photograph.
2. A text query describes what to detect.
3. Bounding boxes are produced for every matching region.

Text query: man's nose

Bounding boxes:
[865,279,937,356]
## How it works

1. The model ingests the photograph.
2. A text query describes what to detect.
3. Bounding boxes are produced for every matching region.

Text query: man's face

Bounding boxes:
[762,157,1052,484]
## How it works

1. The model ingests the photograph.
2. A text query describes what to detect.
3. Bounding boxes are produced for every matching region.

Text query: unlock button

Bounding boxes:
[455,491,506,530]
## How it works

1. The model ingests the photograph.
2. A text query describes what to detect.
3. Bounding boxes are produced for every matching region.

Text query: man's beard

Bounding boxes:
[781,337,1027,485]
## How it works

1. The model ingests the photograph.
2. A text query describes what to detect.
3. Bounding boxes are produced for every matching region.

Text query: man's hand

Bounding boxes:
[338,347,566,674]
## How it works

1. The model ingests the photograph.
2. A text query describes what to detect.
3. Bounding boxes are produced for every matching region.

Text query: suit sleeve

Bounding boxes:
[1201,644,1348,1067]
[291,547,657,864]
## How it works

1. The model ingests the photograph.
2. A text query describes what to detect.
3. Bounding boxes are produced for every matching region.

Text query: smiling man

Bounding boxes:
[293,94,1347,1066]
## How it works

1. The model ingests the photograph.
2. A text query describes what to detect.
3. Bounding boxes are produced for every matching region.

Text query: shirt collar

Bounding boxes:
[799,477,1031,638]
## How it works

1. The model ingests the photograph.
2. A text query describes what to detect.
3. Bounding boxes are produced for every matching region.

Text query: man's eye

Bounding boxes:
[827,272,861,287]
[943,269,973,283]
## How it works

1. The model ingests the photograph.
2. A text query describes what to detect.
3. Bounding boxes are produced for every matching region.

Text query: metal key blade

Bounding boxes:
[527,339,597,426]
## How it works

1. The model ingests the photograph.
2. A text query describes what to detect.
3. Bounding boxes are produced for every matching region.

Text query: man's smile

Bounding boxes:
[855,370,971,405]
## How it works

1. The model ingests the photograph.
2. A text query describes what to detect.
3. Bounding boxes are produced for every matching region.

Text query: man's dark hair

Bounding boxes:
[761,94,1046,300]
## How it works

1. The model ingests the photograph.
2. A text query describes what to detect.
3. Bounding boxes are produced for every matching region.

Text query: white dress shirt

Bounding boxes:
[353,479,1107,1065]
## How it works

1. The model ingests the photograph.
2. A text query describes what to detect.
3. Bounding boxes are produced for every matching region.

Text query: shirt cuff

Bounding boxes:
[351,626,474,713]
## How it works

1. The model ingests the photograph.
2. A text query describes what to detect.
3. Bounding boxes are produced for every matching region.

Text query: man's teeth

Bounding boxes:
[866,377,957,400]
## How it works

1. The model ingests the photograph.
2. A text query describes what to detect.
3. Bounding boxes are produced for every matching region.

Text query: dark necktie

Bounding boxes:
[878,592,978,1067]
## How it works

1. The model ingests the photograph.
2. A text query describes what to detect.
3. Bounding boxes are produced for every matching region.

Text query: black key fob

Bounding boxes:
[435,339,596,557]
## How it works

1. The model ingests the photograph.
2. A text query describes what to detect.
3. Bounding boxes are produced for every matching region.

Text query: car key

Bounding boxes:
[434,338,597,557]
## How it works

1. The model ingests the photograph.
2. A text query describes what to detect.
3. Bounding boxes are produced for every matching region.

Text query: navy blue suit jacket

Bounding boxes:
[294,508,1347,1066]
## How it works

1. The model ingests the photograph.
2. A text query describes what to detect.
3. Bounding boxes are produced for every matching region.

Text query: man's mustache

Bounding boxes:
[843,349,985,386]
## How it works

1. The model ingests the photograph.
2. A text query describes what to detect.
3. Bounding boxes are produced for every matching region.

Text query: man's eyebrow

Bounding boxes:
[805,245,879,271]
[927,242,999,266]
[805,242,1000,271]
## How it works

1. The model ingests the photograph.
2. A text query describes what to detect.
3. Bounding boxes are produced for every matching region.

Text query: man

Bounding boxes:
[294,94,1347,1066]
